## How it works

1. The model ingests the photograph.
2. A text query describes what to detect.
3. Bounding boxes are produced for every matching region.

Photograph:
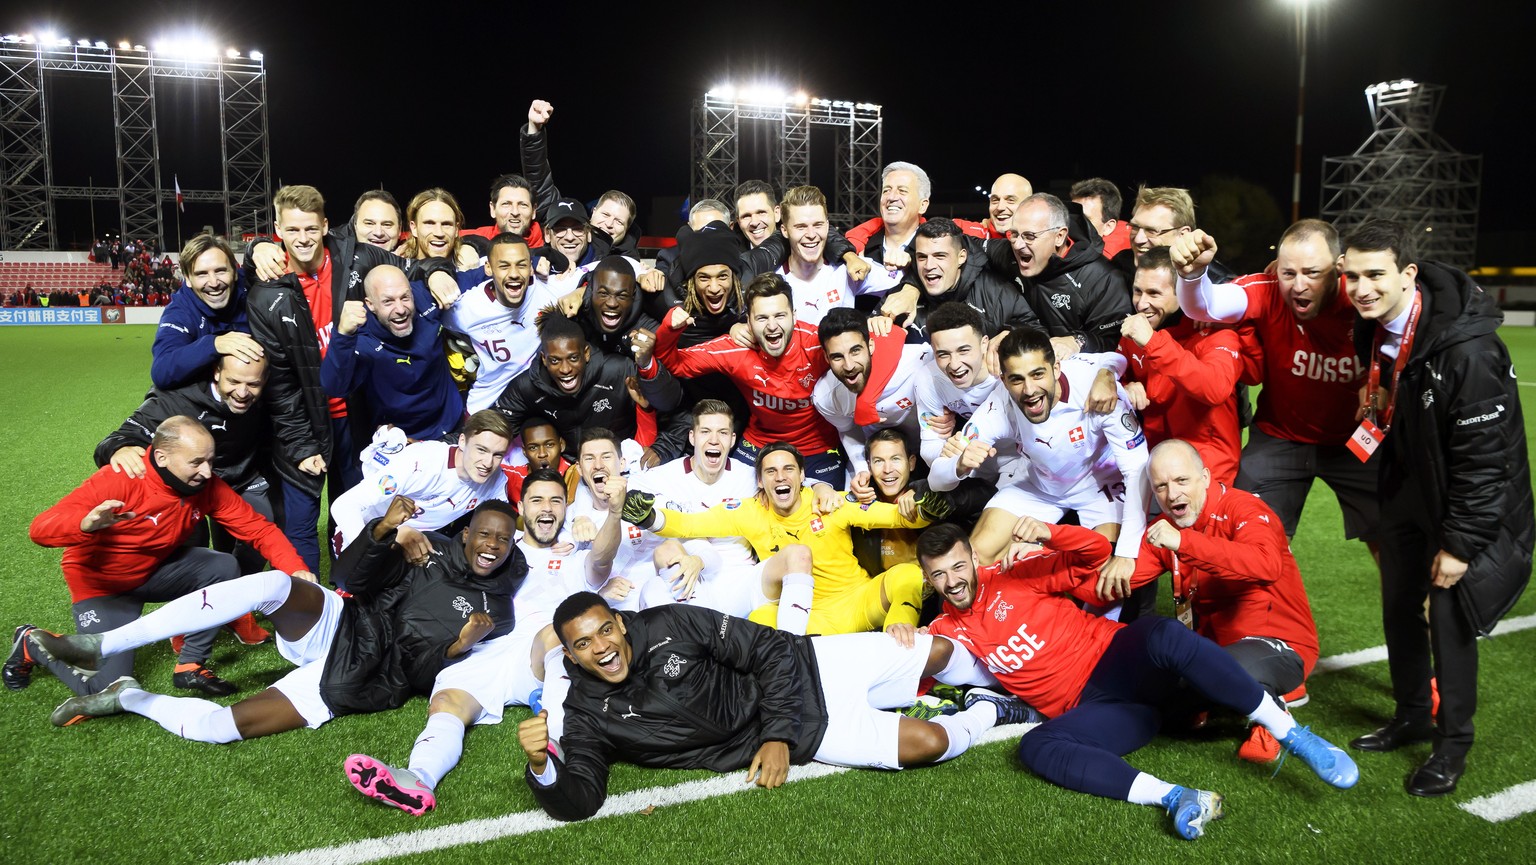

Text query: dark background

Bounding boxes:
[19,1,1534,263]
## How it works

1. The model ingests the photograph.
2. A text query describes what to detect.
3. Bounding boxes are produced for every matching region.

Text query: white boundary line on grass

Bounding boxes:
[228,612,1536,865]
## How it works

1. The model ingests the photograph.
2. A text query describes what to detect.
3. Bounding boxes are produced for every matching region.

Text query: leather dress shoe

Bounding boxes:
[1351,717,1436,752]
[1407,751,1466,797]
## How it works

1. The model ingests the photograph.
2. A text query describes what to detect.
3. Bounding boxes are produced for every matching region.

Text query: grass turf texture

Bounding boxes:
[1,324,1533,864]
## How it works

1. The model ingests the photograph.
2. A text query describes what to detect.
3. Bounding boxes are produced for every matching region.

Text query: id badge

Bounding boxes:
[1346,418,1385,463]
[1174,596,1194,629]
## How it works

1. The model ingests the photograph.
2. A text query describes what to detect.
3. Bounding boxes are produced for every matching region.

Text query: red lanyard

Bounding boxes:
[1367,291,1422,431]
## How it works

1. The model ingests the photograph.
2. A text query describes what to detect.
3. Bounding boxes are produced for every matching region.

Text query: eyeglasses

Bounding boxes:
[551,224,586,236]
[1007,226,1064,245]
[1128,222,1180,240]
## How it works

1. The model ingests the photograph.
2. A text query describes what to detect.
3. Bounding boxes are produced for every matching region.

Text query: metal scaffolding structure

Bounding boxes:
[690,89,883,227]
[0,35,271,250]
[1320,79,1481,269]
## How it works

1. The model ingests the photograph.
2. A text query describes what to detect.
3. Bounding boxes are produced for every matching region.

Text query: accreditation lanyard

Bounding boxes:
[1171,555,1196,630]
[1367,290,1424,432]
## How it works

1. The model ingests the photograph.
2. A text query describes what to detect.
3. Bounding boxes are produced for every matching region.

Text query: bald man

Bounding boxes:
[1132,439,1320,762]
[321,264,464,442]
[985,173,1034,237]
[17,417,310,701]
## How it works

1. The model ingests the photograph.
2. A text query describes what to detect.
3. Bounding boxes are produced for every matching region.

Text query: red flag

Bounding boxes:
[174,175,184,212]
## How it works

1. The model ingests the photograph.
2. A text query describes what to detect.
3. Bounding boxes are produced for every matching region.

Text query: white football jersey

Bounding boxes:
[913,365,1005,471]
[813,343,930,474]
[330,440,508,557]
[445,278,559,413]
[515,538,589,622]
[564,489,660,611]
[632,456,759,571]
[778,258,902,326]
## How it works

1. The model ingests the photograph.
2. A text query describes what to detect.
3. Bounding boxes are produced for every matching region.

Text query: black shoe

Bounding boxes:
[172,663,238,697]
[1407,751,1466,797]
[4,625,37,691]
[1351,717,1436,752]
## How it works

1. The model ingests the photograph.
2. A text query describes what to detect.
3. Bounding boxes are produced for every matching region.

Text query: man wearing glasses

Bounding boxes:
[1002,194,1132,358]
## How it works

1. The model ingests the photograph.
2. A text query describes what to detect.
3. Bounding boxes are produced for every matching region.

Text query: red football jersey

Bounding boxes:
[928,525,1155,719]
[656,320,837,454]
[1237,273,1363,445]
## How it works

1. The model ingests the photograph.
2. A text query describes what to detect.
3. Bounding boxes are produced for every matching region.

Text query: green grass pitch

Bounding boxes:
[1,324,1533,864]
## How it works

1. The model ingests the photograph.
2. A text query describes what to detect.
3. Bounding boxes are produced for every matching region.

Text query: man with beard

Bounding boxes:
[494,313,680,462]
[20,418,309,700]
[903,217,1040,345]
[1117,248,1245,486]
[461,172,544,254]
[95,355,275,576]
[31,498,523,743]
[732,180,864,282]
[917,521,1356,841]
[320,265,462,443]
[444,233,559,414]
[655,274,844,485]
[151,234,260,389]
[938,328,1149,610]
[811,308,930,493]
[329,410,512,559]
[1132,440,1320,763]
[624,444,958,636]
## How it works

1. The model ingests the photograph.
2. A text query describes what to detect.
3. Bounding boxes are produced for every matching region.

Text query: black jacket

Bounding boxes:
[1355,260,1534,635]
[988,207,1132,352]
[321,519,526,716]
[521,125,640,258]
[245,235,450,494]
[94,381,268,491]
[527,604,829,821]
[492,351,681,461]
[904,234,1042,343]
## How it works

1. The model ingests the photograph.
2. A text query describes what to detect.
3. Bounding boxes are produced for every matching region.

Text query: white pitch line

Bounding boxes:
[1518,382,1536,388]
[226,612,1536,865]
[1460,780,1536,823]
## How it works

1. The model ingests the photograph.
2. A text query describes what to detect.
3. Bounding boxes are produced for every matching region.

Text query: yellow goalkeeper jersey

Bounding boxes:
[656,493,929,599]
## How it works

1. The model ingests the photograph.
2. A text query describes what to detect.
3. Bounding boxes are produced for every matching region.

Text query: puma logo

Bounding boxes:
[281,315,298,326]
[200,590,212,610]
[144,513,162,526]
[620,705,641,720]
[396,357,412,365]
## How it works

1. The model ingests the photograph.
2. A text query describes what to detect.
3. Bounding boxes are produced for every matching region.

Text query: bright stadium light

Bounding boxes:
[94,41,107,49]
[226,47,240,58]
[248,49,263,61]
[118,40,131,49]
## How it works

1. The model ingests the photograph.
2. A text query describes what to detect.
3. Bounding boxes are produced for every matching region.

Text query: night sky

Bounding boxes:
[18,1,1535,261]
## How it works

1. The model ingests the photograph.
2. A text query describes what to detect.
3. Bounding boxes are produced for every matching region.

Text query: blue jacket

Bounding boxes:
[320,280,463,441]
[150,278,251,389]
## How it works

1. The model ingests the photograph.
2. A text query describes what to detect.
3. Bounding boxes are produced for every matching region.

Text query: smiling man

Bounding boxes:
[775,185,908,326]
[812,307,930,490]
[328,410,512,560]
[1173,221,1379,551]
[518,589,1027,822]
[32,497,523,747]
[903,217,1040,345]
[1341,218,1533,797]
[444,233,559,414]
[150,233,261,389]
[320,264,463,444]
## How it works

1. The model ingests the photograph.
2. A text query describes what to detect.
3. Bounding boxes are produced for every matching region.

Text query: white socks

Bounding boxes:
[407,713,466,791]
[99,571,293,657]
[1248,692,1297,738]
[1128,772,1176,806]
[930,701,997,763]
[932,636,999,687]
[775,572,815,635]
[118,688,241,744]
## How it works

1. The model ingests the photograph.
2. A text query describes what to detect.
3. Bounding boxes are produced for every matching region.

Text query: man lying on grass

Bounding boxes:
[518,591,1033,822]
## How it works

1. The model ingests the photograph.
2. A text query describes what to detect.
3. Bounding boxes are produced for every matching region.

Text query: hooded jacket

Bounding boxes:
[574,269,661,359]
[492,350,681,461]
[321,519,526,716]
[1354,260,1534,635]
[94,379,269,492]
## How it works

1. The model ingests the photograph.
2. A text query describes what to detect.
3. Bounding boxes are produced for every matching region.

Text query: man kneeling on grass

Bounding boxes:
[518,592,1033,822]
[914,520,1358,841]
[29,497,524,741]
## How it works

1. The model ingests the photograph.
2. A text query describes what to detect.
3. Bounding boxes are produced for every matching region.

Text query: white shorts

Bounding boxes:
[810,632,931,771]
[430,621,548,726]
[640,560,769,618]
[274,586,344,667]
[986,470,1124,530]
[270,658,334,729]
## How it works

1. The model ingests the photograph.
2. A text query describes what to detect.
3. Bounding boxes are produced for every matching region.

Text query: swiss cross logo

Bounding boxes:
[896,397,913,410]
[1068,426,1085,444]
[626,525,644,543]
[548,558,562,572]
[810,517,825,533]
[825,288,841,303]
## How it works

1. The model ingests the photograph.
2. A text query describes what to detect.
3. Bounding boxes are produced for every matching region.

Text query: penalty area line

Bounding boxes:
[227,612,1536,865]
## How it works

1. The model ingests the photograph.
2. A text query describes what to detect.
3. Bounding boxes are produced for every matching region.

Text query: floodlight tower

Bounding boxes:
[1319,79,1481,269]
[690,84,883,226]
[0,32,272,250]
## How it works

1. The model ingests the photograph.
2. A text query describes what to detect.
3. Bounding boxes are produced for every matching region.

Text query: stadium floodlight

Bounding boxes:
[708,83,735,100]
[249,49,263,61]
[94,41,107,49]
[39,30,55,44]
[226,47,240,58]
[118,40,131,49]
[55,37,71,47]
[789,91,809,106]
[77,38,91,47]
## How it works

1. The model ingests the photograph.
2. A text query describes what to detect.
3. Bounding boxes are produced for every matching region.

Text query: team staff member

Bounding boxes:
[1342,219,1534,797]
[17,418,310,699]
[1134,440,1319,762]
[150,233,259,390]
